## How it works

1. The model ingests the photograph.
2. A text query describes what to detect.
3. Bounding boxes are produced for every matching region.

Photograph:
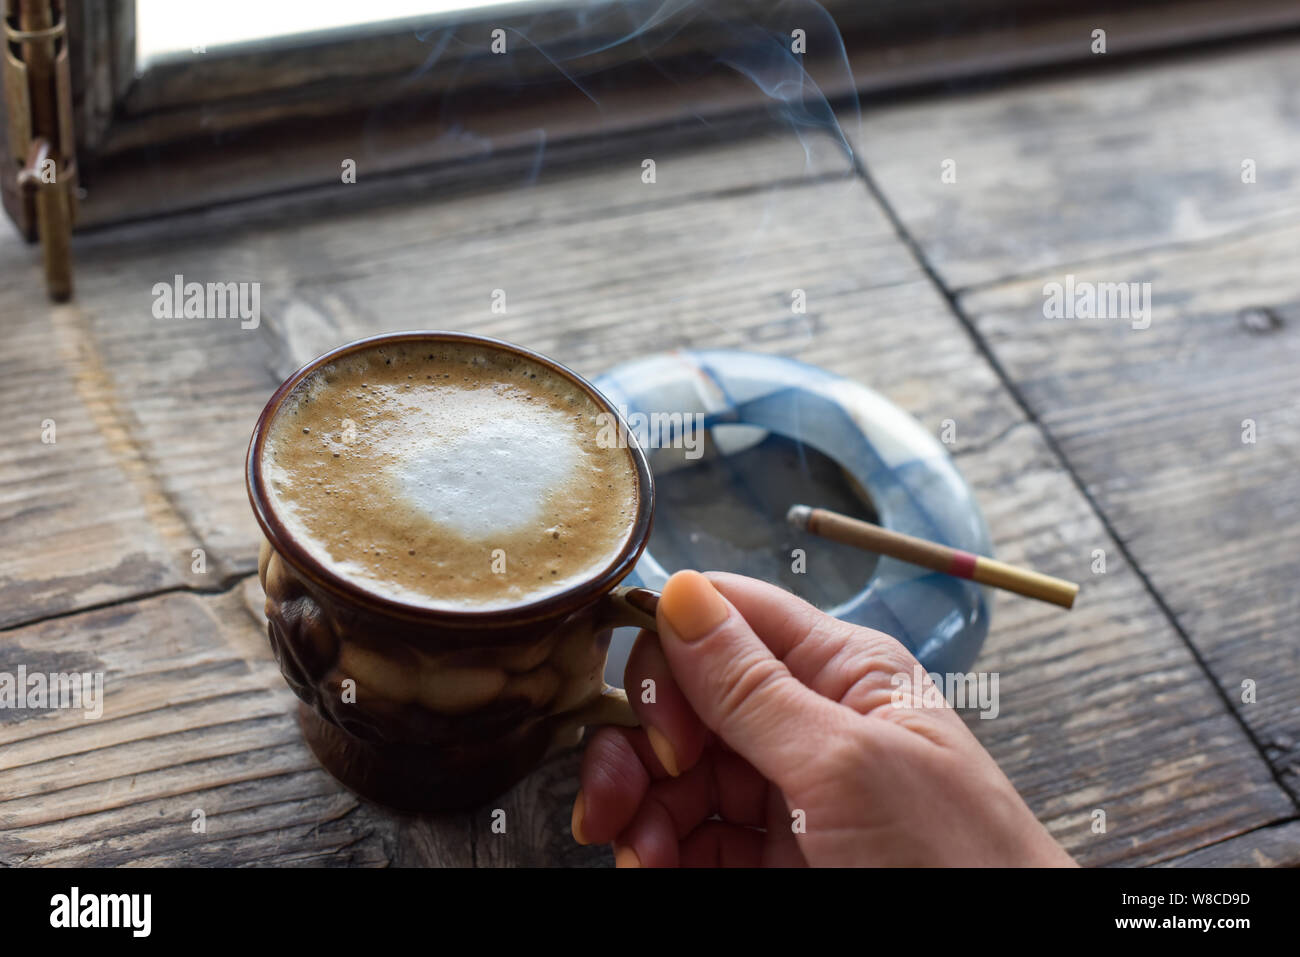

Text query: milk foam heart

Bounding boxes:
[261,341,638,611]
[387,405,581,540]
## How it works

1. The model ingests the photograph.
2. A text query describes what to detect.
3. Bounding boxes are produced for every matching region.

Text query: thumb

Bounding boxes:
[654,570,840,787]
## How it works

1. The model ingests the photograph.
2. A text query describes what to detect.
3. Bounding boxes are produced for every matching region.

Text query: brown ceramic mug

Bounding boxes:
[246,331,659,812]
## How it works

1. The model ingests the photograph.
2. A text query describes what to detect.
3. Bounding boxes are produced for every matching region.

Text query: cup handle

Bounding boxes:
[561,585,661,730]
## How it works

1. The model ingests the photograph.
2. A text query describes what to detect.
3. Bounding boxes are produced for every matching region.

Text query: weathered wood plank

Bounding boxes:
[70,172,1021,441]
[847,37,1300,289]
[0,131,852,629]
[0,573,608,867]
[42,151,1018,614]
[1,418,1290,865]
[0,253,222,627]
[0,583,395,866]
[1154,820,1300,868]
[959,219,1300,802]
[469,747,611,868]
[953,424,1294,865]
[1,155,1292,864]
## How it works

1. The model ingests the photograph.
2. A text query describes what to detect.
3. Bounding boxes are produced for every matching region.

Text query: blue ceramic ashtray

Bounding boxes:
[593,350,993,676]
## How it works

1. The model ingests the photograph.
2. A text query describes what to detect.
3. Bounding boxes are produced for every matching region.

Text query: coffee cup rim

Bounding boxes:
[246,330,655,626]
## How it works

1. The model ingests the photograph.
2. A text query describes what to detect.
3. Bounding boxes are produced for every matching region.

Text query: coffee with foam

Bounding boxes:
[261,341,638,611]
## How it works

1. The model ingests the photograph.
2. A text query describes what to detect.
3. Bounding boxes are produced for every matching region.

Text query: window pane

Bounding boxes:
[135,0,534,64]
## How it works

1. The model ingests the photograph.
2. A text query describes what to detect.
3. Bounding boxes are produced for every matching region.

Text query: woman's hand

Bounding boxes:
[572,570,1075,867]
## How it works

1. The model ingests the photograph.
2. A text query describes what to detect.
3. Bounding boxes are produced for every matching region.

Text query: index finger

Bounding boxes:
[703,572,919,700]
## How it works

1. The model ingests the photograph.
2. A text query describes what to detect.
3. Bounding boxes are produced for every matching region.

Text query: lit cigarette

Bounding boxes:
[787,504,1078,609]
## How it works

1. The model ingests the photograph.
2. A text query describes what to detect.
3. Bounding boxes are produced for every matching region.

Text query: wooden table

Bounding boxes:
[2,35,1297,867]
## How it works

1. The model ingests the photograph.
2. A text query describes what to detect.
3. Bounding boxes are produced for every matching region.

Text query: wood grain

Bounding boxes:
[842,31,1300,813]
[846,37,1300,290]
[1154,820,1300,868]
[0,422,1288,866]
[959,219,1300,801]
[953,424,1293,865]
[0,132,851,630]
[0,573,605,868]
[0,582,388,867]
[1,133,1293,863]
[0,235,228,628]
[47,139,1013,611]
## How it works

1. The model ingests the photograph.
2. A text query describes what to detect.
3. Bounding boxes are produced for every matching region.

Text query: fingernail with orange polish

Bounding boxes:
[571,790,589,845]
[659,570,728,643]
[614,845,641,868]
[646,725,680,777]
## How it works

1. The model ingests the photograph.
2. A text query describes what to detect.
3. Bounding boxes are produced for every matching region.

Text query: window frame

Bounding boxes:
[45,0,1300,230]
